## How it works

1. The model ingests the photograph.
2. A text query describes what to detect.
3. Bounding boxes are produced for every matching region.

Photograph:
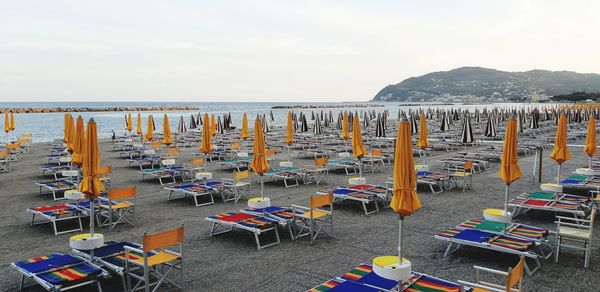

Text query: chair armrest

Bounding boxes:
[457,280,503,292]
[124,245,144,255]
[291,204,309,211]
[472,265,509,276]
[555,216,591,223]
[555,221,592,229]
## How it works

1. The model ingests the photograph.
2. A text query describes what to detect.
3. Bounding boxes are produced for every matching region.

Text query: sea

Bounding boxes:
[0,102,528,143]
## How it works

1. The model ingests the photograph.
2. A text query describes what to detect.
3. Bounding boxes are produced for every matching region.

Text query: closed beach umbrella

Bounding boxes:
[499,117,522,212]
[375,115,385,138]
[440,112,449,132]
[516,113,523,133]
[217,116,224,135]
[313,114,323,135]
[301,114,308,132]
[484,113,497,137]
[460,113,474,144]
[341,111,350,140]
[163,114,172,145]
[241,112,249,140]
[10,112,15,131]
[417,112,429,150]
[410,114,418,135]
[285,112,294,145]
[211,114,217,137]
[352,115,367,178]
[136,113,143,137]
[4,112,10,133]
[550,115,571,183]
[63,114,69,142]
[189,115,197,130]
[390,117,422,268]
[584,117,597,168]
[178,116,187,133]
[200,114,212,155]
[78,118,104,236]
[127,113,133,132]
[145,115,154,141]
[251,118,270,199]
[67,115,76,153]
[70,116,85,167]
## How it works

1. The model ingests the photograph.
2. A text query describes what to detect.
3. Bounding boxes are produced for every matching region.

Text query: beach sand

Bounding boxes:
[1,138,599,291]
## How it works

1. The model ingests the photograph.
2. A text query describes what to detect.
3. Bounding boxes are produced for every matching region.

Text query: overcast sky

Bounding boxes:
[1,1,598,102]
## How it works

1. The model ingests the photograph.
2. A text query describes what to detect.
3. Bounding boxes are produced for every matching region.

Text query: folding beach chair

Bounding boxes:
[27,204,83,235]
[555,206,596,268]
[163,147,179,160]
[98,186,136,231]
[98,165,112,188]
[459,255,525,292]
[125,225,184,292]
[11,253,106,292]
[0,151,11,172]
[305,157,329,186]
[223,170,251,203]
[364,149,384,173]
[182,158,206,182]
[293,193,334,243]
[449,160,473,191]
[37,179,77,200]
[241,205,303,240]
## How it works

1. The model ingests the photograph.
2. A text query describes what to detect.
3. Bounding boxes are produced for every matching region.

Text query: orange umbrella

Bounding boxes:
[63,114,69,142]
[416,112,429,163]
[145,115,154,141]
[136,113,143,138]
[251,118,270,198]
[550,114,571,183]
[211,114,217,137]
[200,114,212,154]
[285,112,294,145]
[3,112,10,133]
[498,118,521,212]
[389,118,421,265]
[241,113,249,140]
[352,114,367,177]
[10,112,15,131]
[127,113,133,132]
[78,118,104,236]
[67,114,76,153]
[341,111,350,140]
[584,117,597,168]
[163,114,172,145]
[70,116,85,167]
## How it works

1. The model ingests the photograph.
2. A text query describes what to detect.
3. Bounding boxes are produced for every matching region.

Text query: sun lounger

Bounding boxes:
[435,228,543,275]
[263,167,303,187]
[206,212,280,250]
[47,154,71,165]
[241,205,303,239]
[308,263,462,291]
[36,179,77,200]
[138,166,183,184]
[509,192,589,218]
[219,157,252,171]
[126,156,161,170]
[164,183,214,207]
[27,205,83,235]
[72,240,143,290]
[11,253,107,291]
[417,171,452,194]
[456,219,549,241]
[40,165,73,179]
[328,185,387,215]
[327,157,359,175]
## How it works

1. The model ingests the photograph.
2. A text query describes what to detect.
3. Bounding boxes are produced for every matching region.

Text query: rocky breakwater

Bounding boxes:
[272,103,384,109]
[0,106,198,114]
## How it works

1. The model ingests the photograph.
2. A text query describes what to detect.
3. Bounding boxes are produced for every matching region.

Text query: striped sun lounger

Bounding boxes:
[11,253,106,291]
[330,187,381,215]
[457,219,549,241]
[40,165,72,179]
[263,167,304,187]
[36,179,77,200]
[509,192,589,218]
[435,228,543,275]
[164,183,214,207]
[27,205,83,235]
[206,212,280,250]
[138,166,183,184]
[308,263,462,291]
[241,206,303,239]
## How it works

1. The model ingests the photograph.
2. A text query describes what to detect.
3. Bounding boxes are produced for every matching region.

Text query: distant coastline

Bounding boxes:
[0,106,198,114]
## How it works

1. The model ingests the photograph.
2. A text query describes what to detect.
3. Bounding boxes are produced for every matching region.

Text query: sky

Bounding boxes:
[1,0,599,102]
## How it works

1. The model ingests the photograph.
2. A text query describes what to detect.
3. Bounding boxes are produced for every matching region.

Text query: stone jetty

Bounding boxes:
[0,106,198,114]
[272,103,384,109]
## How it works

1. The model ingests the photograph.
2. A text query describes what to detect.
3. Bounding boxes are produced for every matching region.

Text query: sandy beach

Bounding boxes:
[1,133,599,291]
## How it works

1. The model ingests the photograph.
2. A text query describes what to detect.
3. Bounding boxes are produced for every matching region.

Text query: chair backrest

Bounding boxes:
[16,139,29,145]
[143,225,184,252]
[464,160,474,171]
[231,142,241,150]
[234,170,249,180]
[22,133,32,139]
[108,185,136,200]
[372,149,382,156]
[189,158,205,166]
[150,141,162,149]
[0,151,8,159]
[310,193,333,209]
[167,148,179,155]
[315,157,329,166]
[98,165,112,175]
[6,143,20,150]
[266,149,276,156]
[505,256,525,292]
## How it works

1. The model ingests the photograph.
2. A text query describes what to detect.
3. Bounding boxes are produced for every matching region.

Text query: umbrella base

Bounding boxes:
[541,183,562,193]
[248,197,271,208]
[483,208,512,224]
[349,177,366,185]
[70,233,104,250]
[415,164,429,172]
[279,161,293,167]
[373,256,411,281]
[64,190,85,200]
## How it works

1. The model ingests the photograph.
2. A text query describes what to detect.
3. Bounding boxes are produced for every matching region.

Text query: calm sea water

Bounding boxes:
[0,102,527,142]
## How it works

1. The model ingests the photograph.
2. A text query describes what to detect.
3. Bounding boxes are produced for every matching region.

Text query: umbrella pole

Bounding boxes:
[90,198,95,236]
[504,184,509,213]
[557,164,561,184]
[398,215,404,289]
[359,158,362,179]
[260,175,264,199]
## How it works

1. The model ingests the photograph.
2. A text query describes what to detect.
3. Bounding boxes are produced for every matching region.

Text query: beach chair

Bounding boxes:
[241,205,303,239]
[206,212,280,249]
[36,179,77,200]
[435,228,543,275]
[0,151,11,172]
[27,204,83,235]
[327,157,358,175]
[98,186,136,231]
[308,263,462,292]
[304,157,329,186]
[222,170,251,203]
[458,255,525,292]
[364,149,385,173]
[98,165,112,187]
[555,206,596,268]
[182,158,206,182]
[292,193,334,243]
[11,253,106,292]
[263,167,302,188]
[416,171,449,194]
[138,159,183,185]
[449,160,473,191]
[72,241,144,291]
[124,225,184,292]
[164,183,214,207]
[328,187,380,215]
[509,192,589,218]
[127,156,162,170]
